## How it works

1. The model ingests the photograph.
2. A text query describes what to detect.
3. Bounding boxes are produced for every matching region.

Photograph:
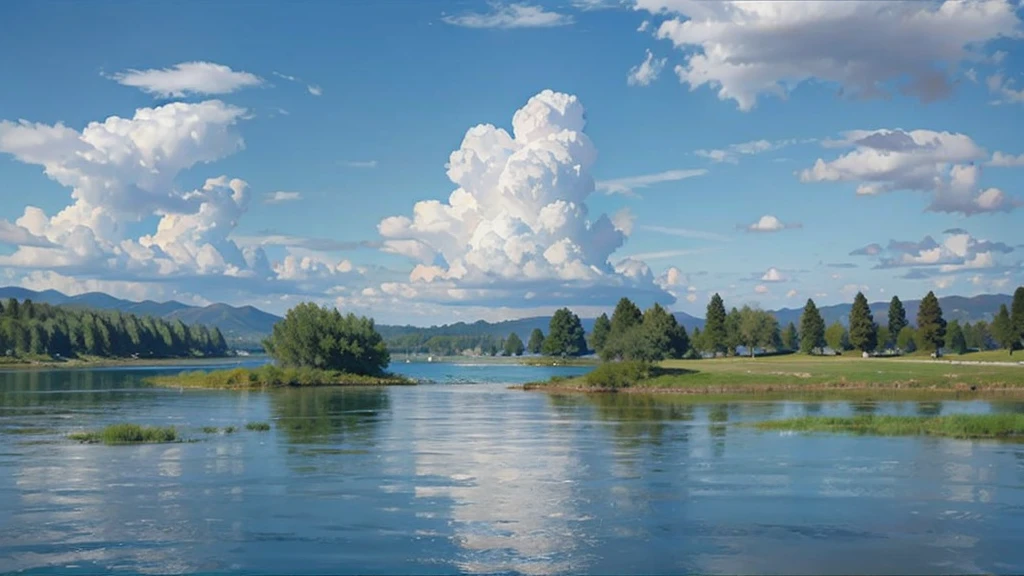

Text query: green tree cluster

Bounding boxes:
[262,302,389,375]
[503,332,525,356]
[598,300,689,362]
[542,308,588,357]
[527,329,545,354]
[0,298,227,359]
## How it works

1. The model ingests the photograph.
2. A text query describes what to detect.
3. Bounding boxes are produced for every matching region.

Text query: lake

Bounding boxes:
[1,360,1023,575]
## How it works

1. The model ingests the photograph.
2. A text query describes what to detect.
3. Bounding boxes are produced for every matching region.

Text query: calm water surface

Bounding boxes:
[1,360,1023,575]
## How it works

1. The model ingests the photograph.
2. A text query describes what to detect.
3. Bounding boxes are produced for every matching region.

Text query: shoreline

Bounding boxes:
[517,381,1024,396]
[0,356,253,371]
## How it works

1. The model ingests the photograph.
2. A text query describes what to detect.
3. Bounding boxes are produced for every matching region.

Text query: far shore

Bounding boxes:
[0,355,259,371]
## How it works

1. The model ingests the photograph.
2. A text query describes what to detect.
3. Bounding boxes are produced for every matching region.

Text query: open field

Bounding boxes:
[145,365,416,390]
[751,414,1024,440]
[522,354,1024,396]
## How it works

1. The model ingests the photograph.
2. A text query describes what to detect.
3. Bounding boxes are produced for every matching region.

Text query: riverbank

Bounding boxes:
[390,354,599,367]
[520,355,1024,396]
[0,355,246,370]
[145,365,416,390]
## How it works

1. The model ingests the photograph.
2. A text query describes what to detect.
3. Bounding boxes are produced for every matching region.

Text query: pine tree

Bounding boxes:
[527,328,544,354]
[725,307,742,356]
[848,292,877,353]
[590,313,611,355]
[947,320,967,355]
[704,293,728,356]
[799,299,825,354]
[993,304,1016,355]
[781,322,798,351]
[888,296,908,347]
[542,308,587,357]
[1011,286,1024,348]
[504,332,525,357]
[916,291,947,354]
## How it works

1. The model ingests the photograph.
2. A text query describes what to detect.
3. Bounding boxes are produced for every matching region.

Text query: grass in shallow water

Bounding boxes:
[246,421,271,431]
[69,423,178,445]
[752,414,1024,440]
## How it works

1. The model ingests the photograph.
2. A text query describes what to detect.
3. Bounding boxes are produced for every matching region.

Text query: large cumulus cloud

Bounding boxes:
[377,89,674,308]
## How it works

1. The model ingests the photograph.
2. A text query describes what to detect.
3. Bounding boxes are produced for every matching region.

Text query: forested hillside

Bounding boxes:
[0,298,229,360]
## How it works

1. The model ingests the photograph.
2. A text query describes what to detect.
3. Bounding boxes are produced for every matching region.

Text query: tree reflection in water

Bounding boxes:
[270,387,390,445]
[564,394,696,449]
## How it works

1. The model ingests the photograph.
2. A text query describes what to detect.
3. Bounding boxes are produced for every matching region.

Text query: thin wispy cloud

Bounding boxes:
[272,70,323,97]
[342,160,378,169]
[640,224,732,242]
[595,169,706,196]
[263,191,302,204]
[442,3,573,29]
[622,248,710,261]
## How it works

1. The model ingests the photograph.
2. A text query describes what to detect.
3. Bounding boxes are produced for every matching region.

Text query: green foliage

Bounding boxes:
[947,320,967,354]
[584,360,652,389]
[146,364,413,389]
[602,303,689,362]
[724,307,741,356]
[246,422,271,431]
[610,298,643,338]
[542,308,587,357]
[992,304,1017,354]
[887,296,908,343]
[799,299,826,354]
[753,414,1024,440]
[916,291,947,353]
[590,313,612,354]
[690,326,703,354]
[874,325,891,353]
[527,328,545,354]
[896,326,917,353]
[69,423,178,445]
[263,302,389,375]
[781,322,798,351]
[503,332,525,356]
[848,292,878,352]
[731,306,779,357]
[824,321,848,352]
[0,297,227,360]
[201,426,219,434]
[703,293,728,355]
[1012,286,1024,346]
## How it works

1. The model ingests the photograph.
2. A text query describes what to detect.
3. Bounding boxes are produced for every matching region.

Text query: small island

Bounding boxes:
[146,302,415,389]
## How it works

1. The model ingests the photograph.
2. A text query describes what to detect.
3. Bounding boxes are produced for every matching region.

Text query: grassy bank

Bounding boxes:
[69,423,178,445]
[752,414,1024,440]
[0,354,241,370]
[519,356,600,367]
[145,364,416,390]
[522,355,1024,396]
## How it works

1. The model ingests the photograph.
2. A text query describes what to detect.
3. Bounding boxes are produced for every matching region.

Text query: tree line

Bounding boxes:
[0,298,229,359]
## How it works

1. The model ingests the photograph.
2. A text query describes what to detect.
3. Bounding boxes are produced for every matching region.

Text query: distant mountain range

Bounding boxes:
[0,287,280,342]
[0,286,1013,344]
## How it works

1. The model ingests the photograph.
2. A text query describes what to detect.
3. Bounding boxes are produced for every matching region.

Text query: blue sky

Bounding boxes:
[1,0,1022,325]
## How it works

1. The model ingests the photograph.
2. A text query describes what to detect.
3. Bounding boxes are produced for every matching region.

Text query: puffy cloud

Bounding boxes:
[627,50,667,86]
[852,230,1015,276]
[442,3,573,28]
[263,191,303,204]
[989,151,1024,167]
[376,89,674,308]
[760,267,786,282]
[800,129,1021,215]
[109,61,263,97]
[595,168,706,196]
[745,214,800,233]
[635,0,1021,111]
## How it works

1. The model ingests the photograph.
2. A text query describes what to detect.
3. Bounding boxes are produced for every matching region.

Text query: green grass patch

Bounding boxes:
[69,423,178,445]
[223,426,237,434]
[752,414,1024,440]
[523,354,1024,396]
[145,364,416,390]
[246,421,271,431]
[201,426,220,434]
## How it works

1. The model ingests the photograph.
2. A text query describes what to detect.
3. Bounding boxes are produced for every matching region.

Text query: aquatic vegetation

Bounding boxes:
[752,414,1024,440]
[246,421,271,431]
[69,423,178,445]
[223,426,237,434]
[201,426,220,434]
[145,364,415,390]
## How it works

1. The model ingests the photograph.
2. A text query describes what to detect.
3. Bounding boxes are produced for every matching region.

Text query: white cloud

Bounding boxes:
[745,214,800,233]
[109,61,263,97]
[754,284,769,294]
[375,89,673,309]
[263,191,302,204]
[695,138,801,164]
[623,248,708,261]
[627,50,667,86]
[611,207,635,236]
[595,168,706,195]
[637,20,650,32]
[760,267,786,282]
[989,151,1024,166]
[934,276,957,289]
[640,224,731,242]
[786,289,798,298]
[987,73,1024,104]
[800,129,1021,215]
[273,71,323,97]
[342,160,378,169]
[636,0,1021,111]
[572,0,623,10]
[857,230,1015,278]
[442,3,573,28]
[307,84,323,96]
